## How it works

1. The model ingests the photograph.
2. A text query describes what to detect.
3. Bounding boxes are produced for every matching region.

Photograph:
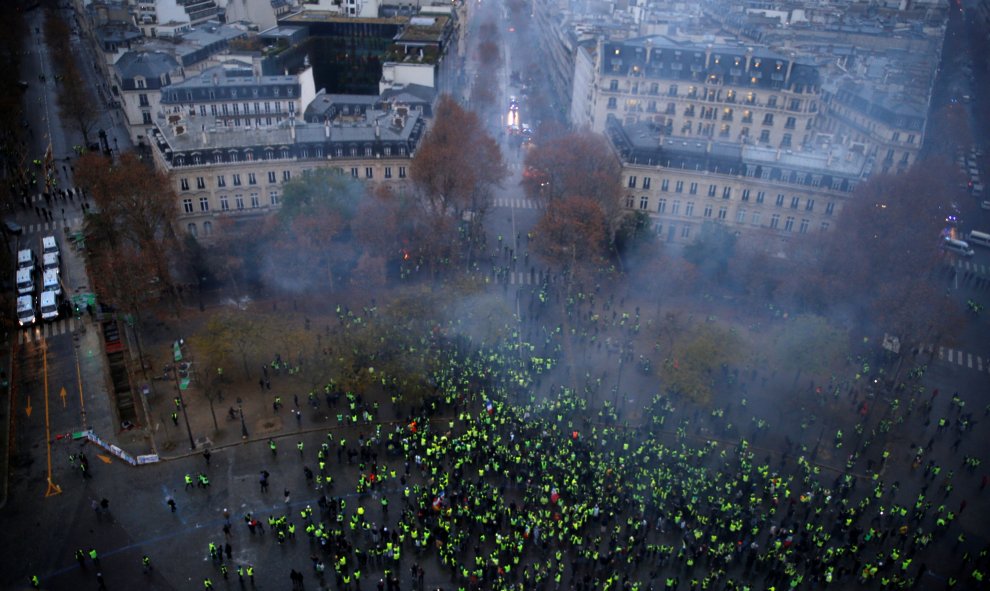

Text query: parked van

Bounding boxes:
[17,248,36,270]
[968,230,990,248]
[41,235,60,258]
[40,291,59,321]
[42,252,60,274]
[16,268,35,295]
[17,295,36,327]
[942,237,976,257]
[42,269,62,296]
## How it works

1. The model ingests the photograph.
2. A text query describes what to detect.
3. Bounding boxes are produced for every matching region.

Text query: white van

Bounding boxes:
[942,238,975,257]
[17,295,36,326]
[42,269,62,296]
[43,252,60,274]
[40,291,59,321]
[17,248,36,270]
[968,230,990,248]
[41,235,60,258]
[16,268,35,295]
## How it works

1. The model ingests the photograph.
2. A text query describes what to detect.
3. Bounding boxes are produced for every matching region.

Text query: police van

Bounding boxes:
[967,230,990,248]
[43,252,60,274]
[16,267,35,295]
[17,248,36,270]
[17,295,36,326]
[40,291,60,321]
[42,269,62,296]
[942,237,975,257]
[42,235,60,259]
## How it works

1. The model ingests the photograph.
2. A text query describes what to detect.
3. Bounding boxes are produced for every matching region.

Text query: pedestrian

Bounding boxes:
[96,572,106,590]
[259,470,269,492]
[31,574,40,588]
[76,548,87,568]
[269,439,277,456]
[171,412,179,425]
[284,488,291,504]
[167,497,176,512]
[225,542,232,560]
[142,555,152,574]
[89,548,100,566]
[203,448,211,465]
[294,409,302,426]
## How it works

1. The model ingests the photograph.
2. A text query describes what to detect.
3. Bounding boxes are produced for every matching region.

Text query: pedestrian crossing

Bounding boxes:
[20,217,81,235]
[954,258,990,277]
[494,198,539,210]
[18,317,79,345]
[918,343,990,374]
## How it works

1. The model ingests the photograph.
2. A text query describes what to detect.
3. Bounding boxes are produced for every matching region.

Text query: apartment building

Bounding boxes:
[150,104,424,238]
[608,117,870,248]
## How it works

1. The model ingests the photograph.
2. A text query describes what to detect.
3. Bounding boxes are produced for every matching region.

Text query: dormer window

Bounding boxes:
[135,77,146,89]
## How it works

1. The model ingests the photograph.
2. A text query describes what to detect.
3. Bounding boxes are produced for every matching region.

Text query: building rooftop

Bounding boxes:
[114,51,181,80]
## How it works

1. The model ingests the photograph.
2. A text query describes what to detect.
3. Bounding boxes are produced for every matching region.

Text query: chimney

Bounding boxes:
[290,118,296,141]
[212,73,219,86]
[324,118,331,139]
[201,124,207,145]
[374,118,380,139]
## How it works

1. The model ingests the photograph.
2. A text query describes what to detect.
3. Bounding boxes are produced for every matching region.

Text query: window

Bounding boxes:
[826,201,835,215]
[628,176,637,189]
[351,167,359,178]
[722,187,731,200]
[805,199,814,212]
[892,131,901,142]
[180,178,190,191]
[182,198,193,213]
[196,177,206,190]
[759,130,770,143]
[736,209,746,223]
[660,179,669,191]
[220,195,230,211]
[668,85,678,97]
[675,181,684,193]
[217,175,226,188]
[187,223,197,236]
[142,112,152,125]
[790,196,799,209]
[718,206,727,220]
[907,134,916,144]
[671,200,681,215]
[267,171,277,184]
[625,195,635,208]
[681,226,690,239]
[689,182,698,195]
[707,184,717,197]
[607,97,617,109]
[781,134,792,148]
[702,204,711,218]
[203,221,212,236]
[762,113,774,126]
[775,194,785,207]
[767,96,778,108]
[384,167,392,179]
[639,196,649,210]
[785,116,796,129]
[820,221,830,232]
[283,171,291,182]
[657,198,667,213]
[609,79,619,91]
[784,216,795,232]
[365,167,373,179]
[799,219,809,233]
[248,173,257,185]
[741,189,750,201]
[770,214,780,229]
[269,190,279,205]
[198,196,209,212]
[643,177,651,190]
[250,193,260,208]
[751,211,761,225]
[399,167,406,179]
[756,191,765,204]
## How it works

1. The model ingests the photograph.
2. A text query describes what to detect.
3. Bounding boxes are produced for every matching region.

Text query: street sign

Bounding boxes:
[173,341,182,362]
[180,377,190,390]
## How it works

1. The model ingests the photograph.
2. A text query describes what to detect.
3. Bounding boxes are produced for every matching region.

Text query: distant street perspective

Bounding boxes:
[2,0,990,589]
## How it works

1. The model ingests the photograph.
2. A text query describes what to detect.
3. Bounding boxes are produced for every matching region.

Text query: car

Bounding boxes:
[981,200,990,210]
[3,220,23,236]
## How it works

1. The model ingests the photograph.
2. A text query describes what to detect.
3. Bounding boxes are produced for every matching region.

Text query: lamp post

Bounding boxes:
[237,397,248,440]
[172,362,196,451]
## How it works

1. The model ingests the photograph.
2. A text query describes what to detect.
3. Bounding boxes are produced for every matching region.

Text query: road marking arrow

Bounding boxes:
[96,454,112,464]
[60,386,67,408]
[25,396,32,417]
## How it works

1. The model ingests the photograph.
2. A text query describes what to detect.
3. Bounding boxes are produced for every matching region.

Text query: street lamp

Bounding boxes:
[170,343,196,451]
[237,397,248,440]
